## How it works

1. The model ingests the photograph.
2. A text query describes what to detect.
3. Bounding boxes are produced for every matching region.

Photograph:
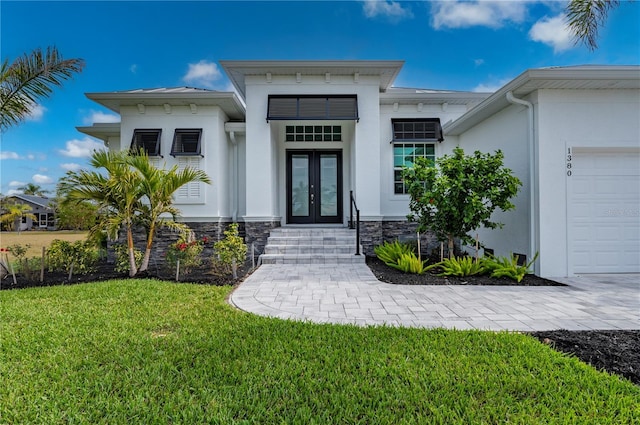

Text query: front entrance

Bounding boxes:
[286,150,343,224]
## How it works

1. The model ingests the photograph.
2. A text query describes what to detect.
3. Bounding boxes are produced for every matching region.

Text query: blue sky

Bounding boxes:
[1,0,639,196]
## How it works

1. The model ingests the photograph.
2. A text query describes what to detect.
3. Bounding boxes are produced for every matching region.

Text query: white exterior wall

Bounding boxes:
[379,103,469,219]
[536,89,640,277]
[119,104,231,220]
[242,74,382,224]
[455,101,533,264]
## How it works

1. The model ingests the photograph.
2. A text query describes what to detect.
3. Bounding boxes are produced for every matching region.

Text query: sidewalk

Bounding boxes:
[229,264,640,331]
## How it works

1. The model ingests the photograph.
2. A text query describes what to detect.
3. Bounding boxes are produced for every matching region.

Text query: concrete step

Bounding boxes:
[260,227,364,264]
[260,253,366,264]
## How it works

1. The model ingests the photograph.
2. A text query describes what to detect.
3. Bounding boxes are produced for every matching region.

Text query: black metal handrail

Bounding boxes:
[349,190,361,256]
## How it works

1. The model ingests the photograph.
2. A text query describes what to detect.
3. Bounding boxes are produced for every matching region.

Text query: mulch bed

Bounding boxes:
[3,258,638,386]
[366,256,564,286]
[366,256,640,386]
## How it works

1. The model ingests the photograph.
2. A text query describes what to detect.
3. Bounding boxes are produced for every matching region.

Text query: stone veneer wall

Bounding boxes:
[359,220,449,257]
[243,220,281,258]
[108,221,238,268]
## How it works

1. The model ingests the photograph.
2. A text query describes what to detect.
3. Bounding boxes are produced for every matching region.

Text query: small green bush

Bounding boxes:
[428,255,486,277]
[389,252,427,274]
[48,240,98,275]
[166,233,206,274]
[112,243,143,274]
[374,240,414,266]
[483,252,539,283]
[212,223,246,278]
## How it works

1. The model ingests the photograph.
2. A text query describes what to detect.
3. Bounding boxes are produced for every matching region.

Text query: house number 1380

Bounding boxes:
[566,148,572,176]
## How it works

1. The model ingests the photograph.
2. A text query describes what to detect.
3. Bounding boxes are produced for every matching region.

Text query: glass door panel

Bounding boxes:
[291,155,309,217]
[320,155,338,217]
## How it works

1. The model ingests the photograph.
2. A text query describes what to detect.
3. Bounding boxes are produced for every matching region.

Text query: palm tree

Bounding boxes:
[59,150,144,277]
[128,153,211,272]
[0,203,36,233]
[566,0,620,50]
[0,46,84,131]
[18,183,49,197]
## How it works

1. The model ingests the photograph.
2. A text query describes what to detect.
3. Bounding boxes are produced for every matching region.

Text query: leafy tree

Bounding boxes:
[0,46,84,131]
[566,0,620,50]
[17,183,50,197]
[52,197,98,230]
[403,147,521,258]
[0,203,36,233]
[59,150,144,276]
[128,152,210,272]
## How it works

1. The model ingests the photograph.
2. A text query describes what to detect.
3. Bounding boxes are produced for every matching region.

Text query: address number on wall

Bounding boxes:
[566,148,572,177]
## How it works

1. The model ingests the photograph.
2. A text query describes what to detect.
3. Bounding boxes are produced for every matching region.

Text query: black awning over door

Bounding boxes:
[267,95,358,121]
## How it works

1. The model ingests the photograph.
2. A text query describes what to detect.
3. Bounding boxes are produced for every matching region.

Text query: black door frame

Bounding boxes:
[286,149,343,224]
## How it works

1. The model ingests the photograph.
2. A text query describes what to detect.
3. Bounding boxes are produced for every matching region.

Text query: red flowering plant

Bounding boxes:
[166,232,208,273]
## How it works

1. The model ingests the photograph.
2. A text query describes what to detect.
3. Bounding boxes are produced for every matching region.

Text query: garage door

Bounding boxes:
[568,148,640,274]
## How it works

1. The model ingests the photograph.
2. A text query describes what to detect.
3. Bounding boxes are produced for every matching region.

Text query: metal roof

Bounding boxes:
[85,87,246,120]
[9,194,54,209]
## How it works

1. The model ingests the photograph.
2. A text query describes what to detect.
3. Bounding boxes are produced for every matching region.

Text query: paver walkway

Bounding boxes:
[230,264,640,331]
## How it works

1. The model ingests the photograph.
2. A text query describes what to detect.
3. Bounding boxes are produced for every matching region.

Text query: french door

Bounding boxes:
[286,150,342,224]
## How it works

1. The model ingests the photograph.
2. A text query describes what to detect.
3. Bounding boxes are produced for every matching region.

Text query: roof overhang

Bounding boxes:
[220,60,405,99]
[380,90,490,106]
[85,90,246,120]
[444,65,640,136]
[76,122,120,142]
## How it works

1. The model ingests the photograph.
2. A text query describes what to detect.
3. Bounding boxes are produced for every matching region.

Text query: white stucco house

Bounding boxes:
[78,61,640,278]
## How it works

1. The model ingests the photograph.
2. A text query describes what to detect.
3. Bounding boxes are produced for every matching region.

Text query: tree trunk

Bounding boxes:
[127,224,138,277]
[139,222,155,273]
[448,235,455,259]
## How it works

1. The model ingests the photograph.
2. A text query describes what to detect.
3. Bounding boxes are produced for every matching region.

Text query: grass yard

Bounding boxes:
[0,230,88,258]
[1,280,638,424]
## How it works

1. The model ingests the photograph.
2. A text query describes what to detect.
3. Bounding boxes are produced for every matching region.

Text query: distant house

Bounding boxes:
[6,195,56,231]
[78,61,640,277]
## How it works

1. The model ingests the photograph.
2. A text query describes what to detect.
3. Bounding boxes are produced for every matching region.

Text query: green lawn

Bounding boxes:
[1,280,638,424]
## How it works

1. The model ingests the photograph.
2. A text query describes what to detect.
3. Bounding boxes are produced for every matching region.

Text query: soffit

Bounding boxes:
[444,66,640,135]
[220,60,405,98]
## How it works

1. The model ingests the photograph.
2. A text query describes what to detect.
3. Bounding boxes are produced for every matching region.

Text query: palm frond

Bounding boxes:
[0,46,84,130]
[566,0,619,50]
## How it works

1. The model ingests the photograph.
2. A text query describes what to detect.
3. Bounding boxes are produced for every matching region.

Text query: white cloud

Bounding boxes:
[529,14,574,53]
[363,0,413,21]
[182,60,222,88]
[83,110,120,125]
[32,174,53,184]
[0,151,21,160]
[9,181,26,187]
[431,1,527,29]
[60,162,82,171]
[473,77,512,93]
[6,189,22,196]
[26,103,47,122]
[58,137,106,158]
[130,64,138,74]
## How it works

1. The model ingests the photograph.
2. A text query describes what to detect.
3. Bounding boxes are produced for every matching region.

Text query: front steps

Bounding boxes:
[260,227,365,264]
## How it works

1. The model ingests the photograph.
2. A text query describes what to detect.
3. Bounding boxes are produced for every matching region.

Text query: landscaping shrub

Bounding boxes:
[483,252,539,283]
[374,240,415,266]
[166,233,206,274]
[112,243,143,274]
[389,251,427,274]
[47,239,98,275]
[429,255,487,277]
[212,223,246,278]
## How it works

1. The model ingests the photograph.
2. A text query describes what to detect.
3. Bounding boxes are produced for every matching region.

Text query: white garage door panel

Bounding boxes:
[569,150,640,274]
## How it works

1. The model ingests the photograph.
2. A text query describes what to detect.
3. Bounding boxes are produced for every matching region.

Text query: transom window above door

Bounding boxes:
[285,125,342,142]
